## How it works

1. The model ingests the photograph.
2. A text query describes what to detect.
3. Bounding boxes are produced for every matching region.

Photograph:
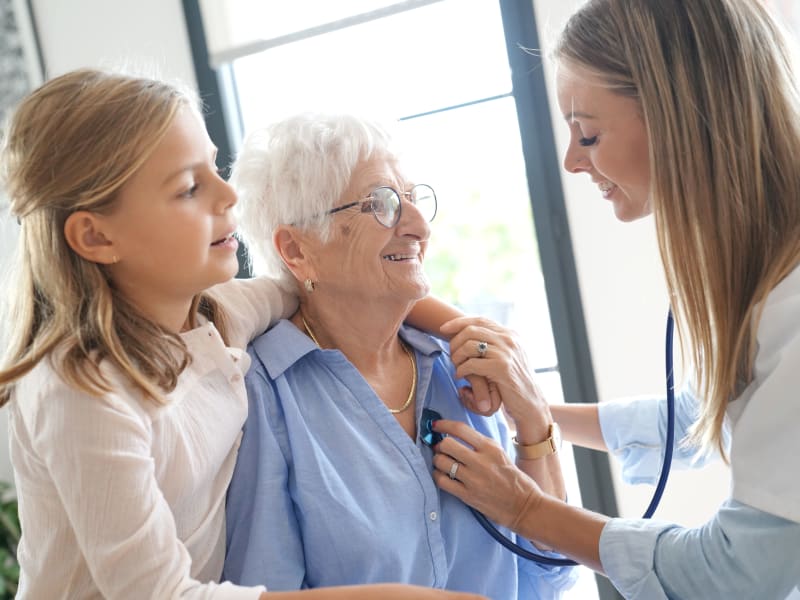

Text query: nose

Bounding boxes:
[396,198,431,241]
[215,175,238,215]
[563,140,591,174]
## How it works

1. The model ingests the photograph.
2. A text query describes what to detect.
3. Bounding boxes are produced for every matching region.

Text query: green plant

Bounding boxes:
[0,482,19,599]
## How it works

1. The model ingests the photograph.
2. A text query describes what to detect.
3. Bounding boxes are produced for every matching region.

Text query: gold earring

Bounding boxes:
[304,278,315,293]
[112,255,119,264]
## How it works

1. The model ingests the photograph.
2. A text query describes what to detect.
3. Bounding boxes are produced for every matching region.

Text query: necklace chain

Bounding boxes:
[300,314,322,347]
[300,313,417,414]
[389,342,417,414]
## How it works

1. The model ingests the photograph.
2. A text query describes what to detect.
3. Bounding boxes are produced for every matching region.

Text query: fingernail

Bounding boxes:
[431,420,439,429]
[478,400,491,412]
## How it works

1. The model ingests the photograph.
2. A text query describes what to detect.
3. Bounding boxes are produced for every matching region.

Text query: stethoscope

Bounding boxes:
[422,310,676,566]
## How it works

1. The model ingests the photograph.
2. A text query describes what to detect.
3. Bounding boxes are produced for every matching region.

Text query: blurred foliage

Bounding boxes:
[0,482,18,599]
[425,187,540,310]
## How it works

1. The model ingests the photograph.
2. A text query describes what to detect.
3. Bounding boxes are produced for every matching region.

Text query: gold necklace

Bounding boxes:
[300,313,417,414]
[301,314,321,347]
[389,342,417,414]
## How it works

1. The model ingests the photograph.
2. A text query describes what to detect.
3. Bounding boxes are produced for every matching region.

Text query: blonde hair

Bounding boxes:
[556,0,800,458]
[0,68,229,406]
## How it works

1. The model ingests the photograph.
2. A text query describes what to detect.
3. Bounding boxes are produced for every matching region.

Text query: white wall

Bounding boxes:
[533,0,730,527]
[0,0,196,486]
[31,0,196,83]
[0,210,20,483]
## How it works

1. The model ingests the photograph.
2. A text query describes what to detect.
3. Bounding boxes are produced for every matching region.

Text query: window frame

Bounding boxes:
[182,1,621,597]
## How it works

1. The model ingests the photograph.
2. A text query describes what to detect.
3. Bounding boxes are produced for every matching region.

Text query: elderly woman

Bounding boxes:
[222,113,575,598]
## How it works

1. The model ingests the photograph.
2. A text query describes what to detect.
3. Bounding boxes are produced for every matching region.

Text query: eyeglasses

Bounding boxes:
[326,184,437,228]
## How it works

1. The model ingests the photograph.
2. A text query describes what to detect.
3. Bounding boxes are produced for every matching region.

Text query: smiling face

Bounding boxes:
[100,105,240,324]
[307,154,431,308]
[556,62,652,222]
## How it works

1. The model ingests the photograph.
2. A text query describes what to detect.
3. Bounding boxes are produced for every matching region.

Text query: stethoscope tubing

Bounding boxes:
[471,310,677,566]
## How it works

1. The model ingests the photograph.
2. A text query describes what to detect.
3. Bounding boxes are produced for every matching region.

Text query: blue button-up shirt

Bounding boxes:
[223,321,576,599]
[598,391,800,599]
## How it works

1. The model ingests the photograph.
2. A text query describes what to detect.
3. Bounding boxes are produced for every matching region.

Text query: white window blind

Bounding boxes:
[199,0,445,67]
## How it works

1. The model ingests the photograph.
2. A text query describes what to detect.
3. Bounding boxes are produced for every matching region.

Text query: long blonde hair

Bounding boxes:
[556,0,800,457]
[0,69,229,406]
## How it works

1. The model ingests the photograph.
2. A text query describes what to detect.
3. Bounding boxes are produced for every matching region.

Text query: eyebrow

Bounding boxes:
[361,179,405,195]
[565,97,596,122]
[565,110,597,122]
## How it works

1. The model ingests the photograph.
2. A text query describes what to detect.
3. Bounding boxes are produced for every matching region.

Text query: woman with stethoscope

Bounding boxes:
[424,0,800,598]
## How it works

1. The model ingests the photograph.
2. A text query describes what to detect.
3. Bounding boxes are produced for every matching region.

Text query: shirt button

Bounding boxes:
[230,374,242,383]
[429,511,438,521]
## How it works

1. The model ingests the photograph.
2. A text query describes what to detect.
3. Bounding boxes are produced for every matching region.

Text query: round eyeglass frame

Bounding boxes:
[326,183,437,228]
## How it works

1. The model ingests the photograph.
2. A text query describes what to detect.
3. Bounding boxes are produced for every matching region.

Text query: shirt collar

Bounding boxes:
[250,319,447,379]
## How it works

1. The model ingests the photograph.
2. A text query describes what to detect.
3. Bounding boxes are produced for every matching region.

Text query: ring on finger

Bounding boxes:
[476,340,489,358]
[448,461,460,480]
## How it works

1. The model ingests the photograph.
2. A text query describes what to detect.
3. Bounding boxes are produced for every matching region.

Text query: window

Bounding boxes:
[187,1,611,597]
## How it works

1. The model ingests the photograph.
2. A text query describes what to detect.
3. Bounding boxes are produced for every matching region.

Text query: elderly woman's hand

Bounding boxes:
[441,316,553,438]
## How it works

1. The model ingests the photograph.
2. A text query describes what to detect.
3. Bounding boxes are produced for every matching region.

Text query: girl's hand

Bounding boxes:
[264,584,487,600]
[441,316,552,439]
[431,419,543,531]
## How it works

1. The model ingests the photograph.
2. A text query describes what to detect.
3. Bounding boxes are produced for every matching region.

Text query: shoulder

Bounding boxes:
[748,265,800,391]
[208,276,299,348]
[11,357,151,453]
[246,319,316,382]
[738,265,800,396]
[730,265,800,522]
[755,264,800,360]
[209,275,290,306]
[14,356,140,413]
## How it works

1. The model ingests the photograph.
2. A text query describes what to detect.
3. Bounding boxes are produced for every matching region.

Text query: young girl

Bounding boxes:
[0,68,483,600]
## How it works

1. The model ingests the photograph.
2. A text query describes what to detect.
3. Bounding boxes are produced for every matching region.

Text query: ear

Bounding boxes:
[273,225,316,283]
[63,211,117,264]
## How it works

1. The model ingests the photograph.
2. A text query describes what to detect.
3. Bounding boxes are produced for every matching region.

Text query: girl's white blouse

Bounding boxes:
[8,277,296,599]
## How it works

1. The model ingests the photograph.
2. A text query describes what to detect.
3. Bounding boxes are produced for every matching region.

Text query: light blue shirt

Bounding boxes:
[223,321,576,599]
[597,390,800,599]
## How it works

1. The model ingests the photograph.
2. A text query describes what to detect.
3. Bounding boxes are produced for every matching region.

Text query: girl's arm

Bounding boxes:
[407,296,494,412]
[406,295,466,336]
[262,586,485,600]
[209,276,299,348]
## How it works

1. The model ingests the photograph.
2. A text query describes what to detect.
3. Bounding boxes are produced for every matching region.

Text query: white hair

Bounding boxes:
[231,112,397,286]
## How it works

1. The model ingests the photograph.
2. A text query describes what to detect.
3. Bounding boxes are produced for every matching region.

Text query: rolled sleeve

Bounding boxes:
[600,518,675,599]
[598,388,715,485]
[600,501,800,599]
